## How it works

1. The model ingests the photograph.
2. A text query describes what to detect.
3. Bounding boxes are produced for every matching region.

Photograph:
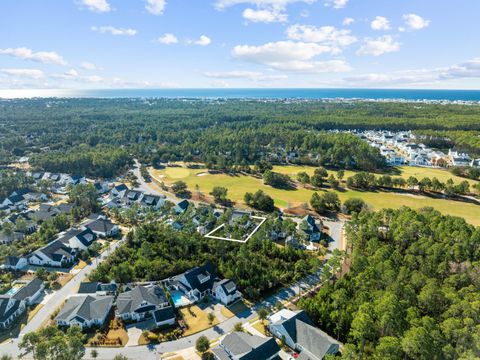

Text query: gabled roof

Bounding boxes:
[140,194,163,206]
[114,184,128,192]
[3,256,23,267]
[58,228,97,248]
[215,279,237,296]
[124,190,143,201]
[270,310,339,360]
[78,282,100,294]
[176,199,189,210]
[212,332,280,360]
[86,218,117,234]
[12,278,43,302]
[116,285,168,315]
[181,263,216,293]
[11,188,31,197]
[7,194,24,204]
[33,240,75,263]
[153,306,175,323]
[56,295,113,323]
[0,296,22,323]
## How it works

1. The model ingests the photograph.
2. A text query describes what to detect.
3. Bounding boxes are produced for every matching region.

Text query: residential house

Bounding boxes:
[0,231,24,245]
[56,295,114,329]
[28,240,76,267]
[94,182,110,194]
[1,256,27,271]
[58,228,97,251]
[299,215,322,242]
[175,199,189,214]
[139,193,165,210]
[12,278,44,306]
[268,309,340,360]
[213,279,242,306]
[177,263,217,302]
[77,282,118,296]
[116,285,174,324]
[211,332,280,360]
[0,296,26,330]
[110,184,128,197]
[122,190,143,206]
[86,216,119,238]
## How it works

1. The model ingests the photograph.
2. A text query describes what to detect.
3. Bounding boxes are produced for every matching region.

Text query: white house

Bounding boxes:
[58,228,97,251]
[28,240,76,268]
[2,256,28,271]
[213,279,242,306]
[56,295,114,329]
[116,285,173,323]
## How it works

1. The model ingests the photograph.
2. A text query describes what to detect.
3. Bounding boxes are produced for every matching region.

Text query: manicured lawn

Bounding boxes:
[73,260,87,270]
[28,304,43,322]
[151,165,480,226]
[220,301,249,319]
[179,305,219,336]
[252,320,269,336]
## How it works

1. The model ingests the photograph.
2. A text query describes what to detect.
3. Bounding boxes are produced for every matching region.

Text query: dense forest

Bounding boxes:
[88,221,318,299]
[2,98,480,175]
[299,207,480,360]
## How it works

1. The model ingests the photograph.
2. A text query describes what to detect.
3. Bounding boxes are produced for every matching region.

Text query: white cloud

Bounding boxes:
[145,0,166,15]
[232,40,351,73]
[337,59,480,87]
[204,70,288,81]
[0,47,67,66]
[80,62,98,70]
[1,68,44,79]
[194,35,212,46]
[324,0,348,9]
[402,14,430,31]
[371,16,391,31]
[91,26,137,36]
[342,17,354,26]
[357,35,400,56]
[155,33,178,44]
[215,0,316,23]
[52,69,80,79]
[215,0,317,11]
[79,0,111,13]
[286,24,357,47]
[242,7,287,23]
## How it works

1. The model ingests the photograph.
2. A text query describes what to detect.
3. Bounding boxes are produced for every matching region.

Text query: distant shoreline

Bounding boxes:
[1,88,480,104]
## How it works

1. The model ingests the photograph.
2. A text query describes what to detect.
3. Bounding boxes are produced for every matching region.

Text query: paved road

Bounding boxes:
[0,238,125,358]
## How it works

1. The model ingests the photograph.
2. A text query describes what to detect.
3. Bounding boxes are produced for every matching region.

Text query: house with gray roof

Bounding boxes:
[56,295,114,329]
[116,284,173,323]
[177,262,217,302]
[58,228,97,250]
[268,309,339,360]
[12,277,44,305]
[299,215,322,243]
[0,296,25,330]
[213,279,242,306]
[212,332,280,360]
[78,282,117,296]
[2,256,27,271]
[85,216,119,238]
[28,240,76,268]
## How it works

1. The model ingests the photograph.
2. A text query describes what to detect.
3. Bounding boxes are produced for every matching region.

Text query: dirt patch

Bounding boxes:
[284,205,310,216]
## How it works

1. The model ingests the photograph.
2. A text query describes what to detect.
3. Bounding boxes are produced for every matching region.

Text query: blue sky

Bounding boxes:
[1,0,479,89]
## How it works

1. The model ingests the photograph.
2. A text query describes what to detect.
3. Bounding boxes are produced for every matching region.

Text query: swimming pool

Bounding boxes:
[171,290,192,307]
[5,285,22,296]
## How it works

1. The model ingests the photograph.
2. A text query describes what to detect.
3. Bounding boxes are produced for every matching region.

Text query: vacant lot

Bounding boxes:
[179,305,219,336]
[151,165,480,226]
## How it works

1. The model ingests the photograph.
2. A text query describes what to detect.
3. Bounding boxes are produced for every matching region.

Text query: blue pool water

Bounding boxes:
[171,290,191,307]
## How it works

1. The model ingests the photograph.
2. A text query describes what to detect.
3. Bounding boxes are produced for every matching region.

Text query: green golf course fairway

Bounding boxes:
[151,164,480,226]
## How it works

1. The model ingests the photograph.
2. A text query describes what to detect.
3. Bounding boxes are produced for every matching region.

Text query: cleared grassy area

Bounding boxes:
[179,305,219,336]
[272,165,479,187]
[151,166,480,226]
[252,320,269,336]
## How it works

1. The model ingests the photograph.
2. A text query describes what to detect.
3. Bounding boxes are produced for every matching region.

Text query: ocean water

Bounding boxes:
[1,88,480,102]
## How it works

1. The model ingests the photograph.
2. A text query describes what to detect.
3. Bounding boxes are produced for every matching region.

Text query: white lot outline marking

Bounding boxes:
[204,215,267,243]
